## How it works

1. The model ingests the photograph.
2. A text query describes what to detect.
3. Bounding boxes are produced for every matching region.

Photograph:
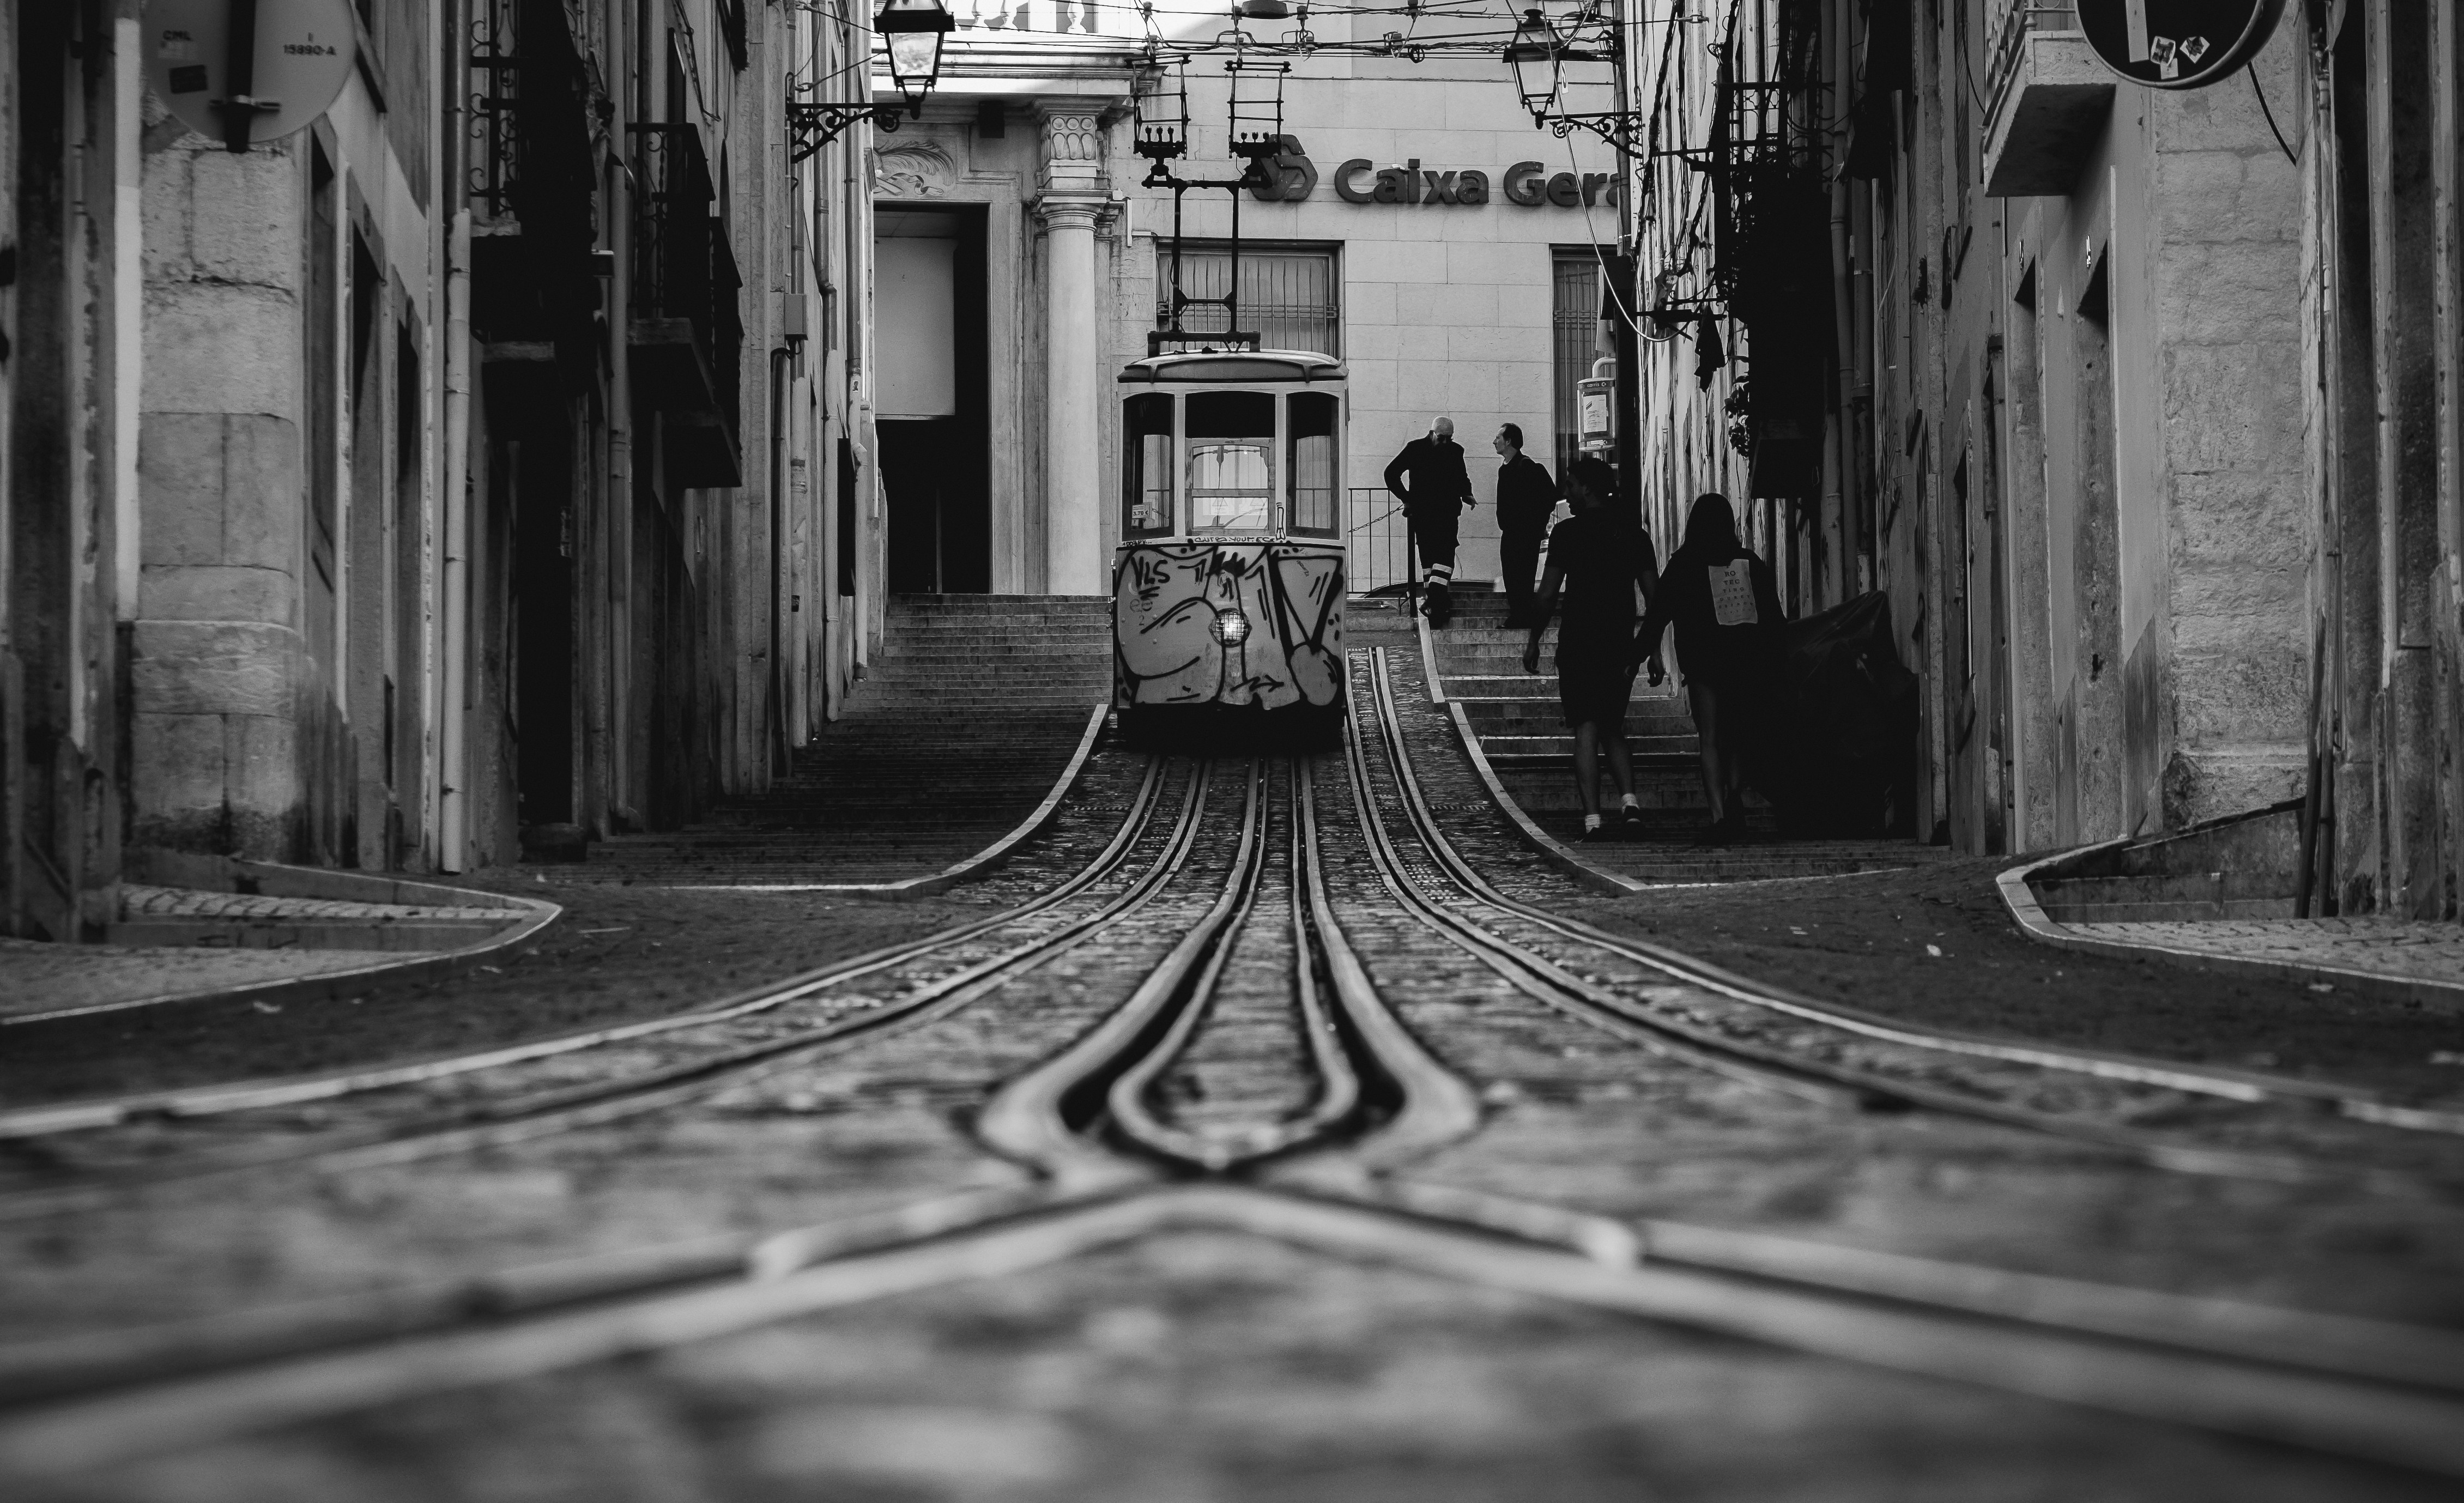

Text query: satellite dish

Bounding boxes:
[144,0,357,151]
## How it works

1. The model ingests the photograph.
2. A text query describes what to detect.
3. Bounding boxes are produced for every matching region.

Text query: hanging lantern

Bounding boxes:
[1134,58,1189,160]
[1226,58,1288,160]
[1504,9,1560,124]
[877,0,955,111]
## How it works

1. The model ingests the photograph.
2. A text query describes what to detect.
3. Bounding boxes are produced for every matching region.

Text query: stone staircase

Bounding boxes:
[565,596,1111,884]
[1431,592,1712,818]
[1422,591,1932,882]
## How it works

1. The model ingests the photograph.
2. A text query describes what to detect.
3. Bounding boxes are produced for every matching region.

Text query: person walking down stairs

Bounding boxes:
[1523,457,1662,841]
[1383,416,1476,627]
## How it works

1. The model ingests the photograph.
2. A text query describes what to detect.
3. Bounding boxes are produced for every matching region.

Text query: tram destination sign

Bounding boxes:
[2075,0,2286,90]
[1246,140,1618,210]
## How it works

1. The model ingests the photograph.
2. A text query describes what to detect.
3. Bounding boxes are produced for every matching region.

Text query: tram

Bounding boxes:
[1111,349,1348,746]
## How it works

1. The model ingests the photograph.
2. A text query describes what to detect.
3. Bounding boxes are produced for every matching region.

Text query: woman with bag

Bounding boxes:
[1634,493,1784,844]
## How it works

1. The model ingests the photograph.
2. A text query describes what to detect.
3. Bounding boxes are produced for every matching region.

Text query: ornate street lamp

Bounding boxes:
[1505,9,1561,125]
[878,0,955,111]
[788,0,954,163]
[1505,5,1714,157]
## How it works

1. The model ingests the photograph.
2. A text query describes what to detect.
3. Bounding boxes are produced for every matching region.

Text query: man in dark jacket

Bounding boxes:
[1491,423,1558,628]
[1383,416,1475,626]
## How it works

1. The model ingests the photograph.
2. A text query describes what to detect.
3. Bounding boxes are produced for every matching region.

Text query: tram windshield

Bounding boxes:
[1185,392,1276,534]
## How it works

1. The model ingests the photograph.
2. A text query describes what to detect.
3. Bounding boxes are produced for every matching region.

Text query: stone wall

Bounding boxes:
[2147,28,2310,829]
[133,133,312,857]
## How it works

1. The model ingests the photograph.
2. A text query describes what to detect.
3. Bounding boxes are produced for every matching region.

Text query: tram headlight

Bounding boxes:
[1211,609,1252,647]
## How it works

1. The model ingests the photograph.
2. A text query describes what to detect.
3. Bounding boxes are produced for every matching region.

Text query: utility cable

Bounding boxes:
[2249,60,2297,166]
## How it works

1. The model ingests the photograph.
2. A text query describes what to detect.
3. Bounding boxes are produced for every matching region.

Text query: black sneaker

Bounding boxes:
[1619,804,1645,830]
[1425,580,1452,628]
[1580,820,1613,843]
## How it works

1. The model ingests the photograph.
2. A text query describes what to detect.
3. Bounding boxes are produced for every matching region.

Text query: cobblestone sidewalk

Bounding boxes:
[119,886,525,922]
[2065,917,2464,1005]
[0,939,380,1021]
[1,887,532,1023]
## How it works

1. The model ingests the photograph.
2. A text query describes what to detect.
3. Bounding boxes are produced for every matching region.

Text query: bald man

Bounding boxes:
[1383,416,1475,627]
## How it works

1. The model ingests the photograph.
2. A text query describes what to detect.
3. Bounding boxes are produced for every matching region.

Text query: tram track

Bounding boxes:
[1356,647,2464,1189]
[977,749,1476,1188]
[7,701,2464,1480]
[0,754,1210,1216]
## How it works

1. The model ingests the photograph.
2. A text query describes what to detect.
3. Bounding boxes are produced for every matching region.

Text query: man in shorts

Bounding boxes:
[1521,457,1661,840]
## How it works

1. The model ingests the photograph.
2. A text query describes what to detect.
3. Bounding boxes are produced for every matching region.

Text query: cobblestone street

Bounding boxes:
[10,2,2464,1494]
[3,622,2461,1499]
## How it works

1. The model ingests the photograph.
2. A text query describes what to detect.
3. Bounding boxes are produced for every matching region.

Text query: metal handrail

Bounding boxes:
[1346,485,1413,596]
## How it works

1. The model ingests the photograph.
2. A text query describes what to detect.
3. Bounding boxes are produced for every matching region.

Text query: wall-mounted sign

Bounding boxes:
[2076,0,2285,89]
[145,0,356,151]
[1246,141,1619,209]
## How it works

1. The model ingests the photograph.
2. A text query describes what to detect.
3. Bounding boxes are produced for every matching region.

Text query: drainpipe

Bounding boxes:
[1824,0,1856,611]
[439,207,473,871]
[1851,180,1875,591]
[606,0,637,831]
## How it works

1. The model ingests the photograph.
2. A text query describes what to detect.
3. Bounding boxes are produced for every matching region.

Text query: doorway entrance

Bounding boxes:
[875,207,989,593]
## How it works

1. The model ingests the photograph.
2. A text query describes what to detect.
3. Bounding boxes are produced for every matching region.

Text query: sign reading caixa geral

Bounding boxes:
[1245,142,1619,209]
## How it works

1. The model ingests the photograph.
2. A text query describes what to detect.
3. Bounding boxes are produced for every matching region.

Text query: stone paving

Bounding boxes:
[0,940,380,1023]
[3,622,2463,1499]
[2064,916,2464,997]
[0,887,534,1025]
[52,1233,2449,1503]
[118,887,523,922]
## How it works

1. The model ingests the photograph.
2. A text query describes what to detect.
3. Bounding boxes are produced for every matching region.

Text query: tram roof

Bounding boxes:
[1116,350,1346,386]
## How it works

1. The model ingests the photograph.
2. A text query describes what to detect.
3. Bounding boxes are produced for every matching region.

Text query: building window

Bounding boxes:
[1551,251,1603,480]
[1157,244,1340,357]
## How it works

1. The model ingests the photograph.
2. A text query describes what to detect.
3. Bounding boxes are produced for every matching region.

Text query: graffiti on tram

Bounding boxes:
[1113,540,1346,711]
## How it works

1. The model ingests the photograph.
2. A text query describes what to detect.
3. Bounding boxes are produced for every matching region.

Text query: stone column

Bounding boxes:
[1037,109,1107,595]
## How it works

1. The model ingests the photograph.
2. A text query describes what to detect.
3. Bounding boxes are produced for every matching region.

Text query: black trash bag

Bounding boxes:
[1740,591,1919,837]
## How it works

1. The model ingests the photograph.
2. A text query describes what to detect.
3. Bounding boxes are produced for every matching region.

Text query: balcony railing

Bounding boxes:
[631,123,743,487]
[1984,5,2081,136]
[467,0,596,227]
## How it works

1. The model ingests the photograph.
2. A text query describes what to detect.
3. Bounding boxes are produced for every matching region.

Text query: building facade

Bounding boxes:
[1,0,885,937]
[865,5,1622,602]
[4,1,152,940]
[1626,0,2430,895]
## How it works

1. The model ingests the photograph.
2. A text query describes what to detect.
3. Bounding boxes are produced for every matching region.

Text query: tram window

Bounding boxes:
[1123,393,1175,536]
[1287,392,1339,537]
[1185,391,1276,534]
